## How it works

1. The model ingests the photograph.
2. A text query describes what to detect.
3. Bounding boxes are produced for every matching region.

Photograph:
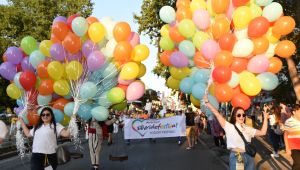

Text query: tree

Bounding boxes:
[0,0,94,108]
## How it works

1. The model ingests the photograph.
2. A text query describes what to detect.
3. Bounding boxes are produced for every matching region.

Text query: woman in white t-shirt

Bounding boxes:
[19,107,70,170]
[204,95,269,170]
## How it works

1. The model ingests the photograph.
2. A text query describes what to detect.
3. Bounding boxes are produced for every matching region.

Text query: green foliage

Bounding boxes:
[0,0,94,108]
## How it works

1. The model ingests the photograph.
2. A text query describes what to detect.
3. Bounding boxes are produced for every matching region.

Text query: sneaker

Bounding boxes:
[178,141,182,145]
[195,141,198,145]
[271,153,279,158]
[186,147,192,150]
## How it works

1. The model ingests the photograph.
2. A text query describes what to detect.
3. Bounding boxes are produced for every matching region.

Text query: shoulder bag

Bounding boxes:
[234,125,257,157]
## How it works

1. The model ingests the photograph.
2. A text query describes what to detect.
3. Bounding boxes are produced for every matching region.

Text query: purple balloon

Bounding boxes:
[247,55,269,73]
[6,46,23,64]
[170,51,189,68]
[67,51,82,61]
[50,43,66,61]
[82,40,99,58]
[52,93,61,99]
[53,16,67,24]
[0,62,17,80]
[21,57,35,72]
[87,51,106,71]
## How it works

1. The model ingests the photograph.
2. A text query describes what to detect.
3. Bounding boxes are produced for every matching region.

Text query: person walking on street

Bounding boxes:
[0,120,8,144]
[185,107,195,150]
[19,107,70,170]
[204,95,269,170]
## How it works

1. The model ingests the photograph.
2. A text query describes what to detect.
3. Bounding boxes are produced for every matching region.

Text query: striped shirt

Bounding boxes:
[284,116,300,150]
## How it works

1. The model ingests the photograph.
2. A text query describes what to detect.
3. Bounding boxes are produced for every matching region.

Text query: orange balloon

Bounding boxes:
[248,16,270,38]
[50,34,61,43]
[252,37,269,55]
[267,57,282,74]
[2,54,7,62]
[212,16,230,40]
[51,22,69,41]
[27,110,39,126]
[38,79,54,96]
[275,40,296,58]
[37,61,50,79]
[169,26,185,43]
[218,33,236,51]
[273,16,295,36]
[194,51,210,68]
[233,85,241,96]
[53,98,69,112]
[230,58,248,73]
[160,51,173,66]
[86,16,99,25]
[113,41,132,62]
[176,7,192,21]
[62,32,81,54]
[214,50,233,67]
[176,0,190,9]
[113,22,131,42]
[212,0,230,14]
[215,83,234,102]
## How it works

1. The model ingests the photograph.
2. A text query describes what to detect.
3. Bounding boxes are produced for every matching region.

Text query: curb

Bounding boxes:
[0,150,18,160]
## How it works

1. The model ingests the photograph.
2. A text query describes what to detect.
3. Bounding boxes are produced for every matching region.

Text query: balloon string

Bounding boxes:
[201,61,214,106]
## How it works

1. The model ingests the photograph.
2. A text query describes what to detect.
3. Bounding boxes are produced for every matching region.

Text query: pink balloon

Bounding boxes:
[193,10,210,30]
[247,55,269,73]
[226,1,235,20]
[201,40,220,60]
[126,81,145,101]
[128,32,140,47]
[118,75,134,85]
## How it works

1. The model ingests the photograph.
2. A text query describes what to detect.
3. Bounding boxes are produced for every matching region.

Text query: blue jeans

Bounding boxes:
[229,152,255,170]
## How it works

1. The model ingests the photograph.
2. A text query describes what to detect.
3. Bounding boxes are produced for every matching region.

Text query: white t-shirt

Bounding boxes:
[223,121,256,151]
[30,123,64,154]
[0,120,8,139]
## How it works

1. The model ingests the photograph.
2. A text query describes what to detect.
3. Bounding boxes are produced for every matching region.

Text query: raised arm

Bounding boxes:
[255,105,269,136]
[203,95,226,128]
[284,131,291,155]
[19,118,32,137]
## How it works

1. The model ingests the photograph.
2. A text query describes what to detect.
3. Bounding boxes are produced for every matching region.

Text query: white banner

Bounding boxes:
[124,116,186,139]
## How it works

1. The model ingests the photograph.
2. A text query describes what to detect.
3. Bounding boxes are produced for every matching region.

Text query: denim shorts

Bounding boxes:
[229,151,255,170]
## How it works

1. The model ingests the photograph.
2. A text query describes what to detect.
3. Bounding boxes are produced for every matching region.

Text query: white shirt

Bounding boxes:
[223,121,256,151]
[30,123,64,154]
[269,114,276,126]
[0,120,8,139]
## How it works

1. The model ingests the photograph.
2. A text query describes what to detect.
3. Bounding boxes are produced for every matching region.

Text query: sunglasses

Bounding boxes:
[237,114,246,118]
[41,114,51,117]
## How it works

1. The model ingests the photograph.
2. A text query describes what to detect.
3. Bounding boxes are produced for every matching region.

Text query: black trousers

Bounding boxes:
[291,150,300,170]
[31,153,57,170]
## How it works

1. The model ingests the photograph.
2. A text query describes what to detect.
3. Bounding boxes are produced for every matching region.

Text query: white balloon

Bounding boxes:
[101,17,116,40]
[264,43,277,58]
[232,39,254,57]
[159,6,176,24]
[103,39,117,58]
[234,28,248,40]
[262,2,283,22]
[228,71,239,88]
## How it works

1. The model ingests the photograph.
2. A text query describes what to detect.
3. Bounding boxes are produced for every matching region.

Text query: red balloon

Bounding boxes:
[233,86,241,95]
[230,58,248,73]
[62,32,81,54]
[51,22,69,41]
[53,98,69,111]
[212,66,232,83]
[215,84,234,102]
[218,33,236,51]
[67,14,80,29]
[27,110,39,126]
[19,71,37,91]
[248,16,270,38]
[117,84,128,93]
[232,0,249,7]
[231,93,251,110]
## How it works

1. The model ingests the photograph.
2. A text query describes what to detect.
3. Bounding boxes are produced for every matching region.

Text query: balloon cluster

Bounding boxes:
[0,14,149,125]
[159,0,295,114]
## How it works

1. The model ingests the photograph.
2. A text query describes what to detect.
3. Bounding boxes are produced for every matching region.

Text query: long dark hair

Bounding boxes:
[229,107,246,124]
[33,107,57,136]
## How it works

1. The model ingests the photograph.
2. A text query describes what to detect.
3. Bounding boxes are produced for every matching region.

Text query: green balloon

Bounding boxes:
[178,19,196,39]
[159,37,175,51]
[255,0,273,6]
[21,36,38,55]
[107,87,125,104]
[112,100,127,111]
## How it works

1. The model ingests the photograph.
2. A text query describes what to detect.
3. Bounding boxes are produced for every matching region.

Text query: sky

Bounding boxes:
[92,0,171,95]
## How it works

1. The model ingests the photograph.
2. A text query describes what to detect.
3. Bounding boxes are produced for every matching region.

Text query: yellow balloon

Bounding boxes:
[239,71,255,81]
[233,6,252,29]
[53,80,70,96]
[160,24,170,38]
[190,0,207,12]
[61,115,71,126]
[65,61,83,80]
[249,3,262,18]
[193,31,210,50]
[131,44,150,62]
[208,83,215,96]
[190,95,200,107]
[88,22,106,43]
[120,62,139,80]
[39,40,53,57]
[266,27,280,44]
[47,61,64,80]
[7,83,22,99]
[137,63,146,78]
[169,67,191,80]
[240,76,261,96]
[207,0,216,17]
[166,76,180,90]
[81,34,89,43]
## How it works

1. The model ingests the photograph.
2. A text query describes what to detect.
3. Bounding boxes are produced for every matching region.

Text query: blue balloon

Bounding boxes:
[64,102,75,117]
[14,72,24,90]
[77,103,92,121]
[179,77,194,94]
[91,106,109,121]
[37,95,52,106]
[29,50,45,68]
[102,63,118,79]
[53,108,64,123]
[64,93,72,99]
[208,95,219,110]
[191,83,207,99]
[193,69,211,83]
[17,99,23,107]
[201,104,213,117]
[256,72,279,91]
[71,17,88,37]
[179,40,195,58]
[22,112,29,125]
[98,92,112,108]
[37,107,43,115]
[80,81,97,100]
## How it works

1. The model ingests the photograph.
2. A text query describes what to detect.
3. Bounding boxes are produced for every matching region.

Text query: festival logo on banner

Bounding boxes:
[132,119,178,137]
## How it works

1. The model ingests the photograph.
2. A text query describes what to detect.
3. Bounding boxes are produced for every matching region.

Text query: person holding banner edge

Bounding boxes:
[203,95,269,170]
